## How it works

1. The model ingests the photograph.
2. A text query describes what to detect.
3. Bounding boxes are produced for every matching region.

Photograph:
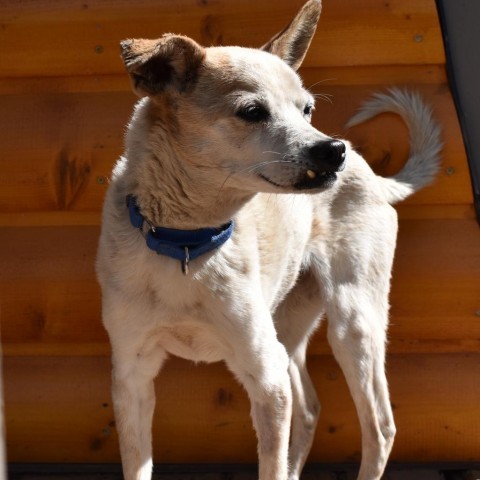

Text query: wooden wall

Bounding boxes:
[1,0,479,466]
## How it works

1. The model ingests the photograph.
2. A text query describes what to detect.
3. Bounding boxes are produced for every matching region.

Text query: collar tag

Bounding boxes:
[181,247,190,276]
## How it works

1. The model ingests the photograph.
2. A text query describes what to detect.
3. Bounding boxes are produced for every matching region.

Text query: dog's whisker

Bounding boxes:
[197,164,231,170]
[261,151,284,156]
[312,92,333,99]
[216,171,236,200]
[307,78,336,90]
[236,158,297,175]
[311,93,334,104]
[214,158,297,200]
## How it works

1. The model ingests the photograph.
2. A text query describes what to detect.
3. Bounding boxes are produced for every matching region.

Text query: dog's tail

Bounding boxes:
[346,88,442,204]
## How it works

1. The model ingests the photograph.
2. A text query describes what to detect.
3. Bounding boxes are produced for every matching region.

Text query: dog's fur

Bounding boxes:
[96,1,442,479]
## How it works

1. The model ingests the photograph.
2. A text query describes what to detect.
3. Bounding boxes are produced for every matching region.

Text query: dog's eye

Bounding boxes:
[303,104,314,117]
[236,105,269,123]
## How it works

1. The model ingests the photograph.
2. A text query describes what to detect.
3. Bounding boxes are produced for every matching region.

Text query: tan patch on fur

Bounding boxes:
[310,216,326,240]
[169,329,194,348]
[121,34,206,96]
[205,48,232,70]
[255,402,276,455]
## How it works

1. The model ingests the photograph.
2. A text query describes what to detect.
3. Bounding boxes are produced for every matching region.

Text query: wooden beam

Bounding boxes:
[3,353,480,463]
[0,0,444,78]
[0,80,470,214]
[1,219,479,355]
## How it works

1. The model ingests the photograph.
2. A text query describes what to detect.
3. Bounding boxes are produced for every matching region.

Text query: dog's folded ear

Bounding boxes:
[261,0,321,71]
[120,34,206,97]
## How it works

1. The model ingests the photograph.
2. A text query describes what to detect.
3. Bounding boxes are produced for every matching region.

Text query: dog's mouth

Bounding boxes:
[294,169,339,190]
[259,168,339,191]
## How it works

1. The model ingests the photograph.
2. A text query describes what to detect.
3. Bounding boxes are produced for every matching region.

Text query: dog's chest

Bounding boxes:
[248,194,314,308]
[145,321,229,364]
[114,256,232,363]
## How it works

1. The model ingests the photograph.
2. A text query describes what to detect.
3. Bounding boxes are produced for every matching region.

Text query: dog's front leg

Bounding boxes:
[225,309,292,480]
[110,342,167,480]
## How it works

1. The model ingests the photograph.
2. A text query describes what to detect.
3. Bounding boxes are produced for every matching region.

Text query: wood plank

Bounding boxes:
[0,0,444,78]
[0,65,449,96]
[1,218,479,355]
[385,218,480,353]
[300,64,449,88]
[4,470,352,480]
[0,211,101,227]
[0,81,471,214]
[7,467,478,479]
[1,343,110,357]
[3,353,480,463]
[395,204,476,220]
[0,90,131,213]
[0,74,131,96]
[0,226,106,346]
[0,204,476,229]
[0,205,476,229]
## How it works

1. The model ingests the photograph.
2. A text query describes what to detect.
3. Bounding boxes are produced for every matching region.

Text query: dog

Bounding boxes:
[96,1,441,479]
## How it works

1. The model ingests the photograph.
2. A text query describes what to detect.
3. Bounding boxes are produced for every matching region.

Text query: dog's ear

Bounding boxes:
[120,34,206,97]
[261,0,321,71]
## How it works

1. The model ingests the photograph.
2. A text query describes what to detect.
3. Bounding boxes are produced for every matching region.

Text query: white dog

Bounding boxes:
[96,1,441,479]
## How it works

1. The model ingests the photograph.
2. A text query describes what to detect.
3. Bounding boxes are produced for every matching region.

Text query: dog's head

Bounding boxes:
[121,0,345,194]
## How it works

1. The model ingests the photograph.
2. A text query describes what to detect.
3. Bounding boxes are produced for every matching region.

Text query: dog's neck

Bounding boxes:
[131,171,253,230]
[123,109,254,230]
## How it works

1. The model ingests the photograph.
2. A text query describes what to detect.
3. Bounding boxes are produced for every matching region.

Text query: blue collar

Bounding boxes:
[126,195,234,273]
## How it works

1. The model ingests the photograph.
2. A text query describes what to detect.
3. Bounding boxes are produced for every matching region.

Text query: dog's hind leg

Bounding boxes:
[325,293,395,480]
[109,331,167,480]
[287,349,320,480]
[313,209,398,480]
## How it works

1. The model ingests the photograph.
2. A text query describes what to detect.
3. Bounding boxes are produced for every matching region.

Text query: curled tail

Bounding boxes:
[346,88,442,204]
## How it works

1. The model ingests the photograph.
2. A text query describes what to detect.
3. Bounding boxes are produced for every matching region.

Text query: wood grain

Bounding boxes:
[3,354,480,463]
[0,205,476,229]
[0,65,448,96]
[1,219,479,355]
[0,0,444,78]
[0,79,470,214]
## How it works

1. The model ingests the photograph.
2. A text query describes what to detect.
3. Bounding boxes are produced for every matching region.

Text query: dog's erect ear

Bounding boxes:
[261,0,321,71]
[120,34,206,97]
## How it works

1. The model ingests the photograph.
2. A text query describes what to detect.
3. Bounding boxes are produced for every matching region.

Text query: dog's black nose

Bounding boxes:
[308,140,346,171]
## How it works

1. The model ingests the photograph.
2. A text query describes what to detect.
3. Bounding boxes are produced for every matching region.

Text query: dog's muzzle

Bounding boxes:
[294,139,346,190]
